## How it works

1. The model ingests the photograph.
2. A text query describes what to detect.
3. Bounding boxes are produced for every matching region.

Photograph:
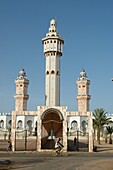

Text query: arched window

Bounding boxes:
[17,120,23,129]
[71,120,78,131]
[35,121,37,127]
[51,70,55,74]
[81,120,87,135]
[0,120,4,128]
[56,71,59,75]
[8,120,12,126]
[35,121,37,136]
[27,120,32,130]
[46,71,49,75]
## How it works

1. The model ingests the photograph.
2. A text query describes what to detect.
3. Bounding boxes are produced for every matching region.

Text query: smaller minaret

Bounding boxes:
[76,69,91,115]
[14,68,29,111]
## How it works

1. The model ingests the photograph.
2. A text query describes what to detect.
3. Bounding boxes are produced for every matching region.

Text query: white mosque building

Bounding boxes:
[0,19,93,152]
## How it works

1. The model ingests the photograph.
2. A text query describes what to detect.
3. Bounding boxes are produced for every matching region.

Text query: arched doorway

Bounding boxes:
[41,108,63,149]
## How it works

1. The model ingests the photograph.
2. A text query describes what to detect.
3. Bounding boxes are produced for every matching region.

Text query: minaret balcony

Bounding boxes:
[76,95,91,99]
[14,94,29,99]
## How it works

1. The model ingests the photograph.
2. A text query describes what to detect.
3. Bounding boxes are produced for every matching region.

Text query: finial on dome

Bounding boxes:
[50,18,56,27]
[46,18,59,36]
[78,68,88,80]
[16,68,28,80]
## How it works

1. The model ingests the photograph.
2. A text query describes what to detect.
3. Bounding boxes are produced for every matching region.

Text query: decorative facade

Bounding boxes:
[0,19,93,152]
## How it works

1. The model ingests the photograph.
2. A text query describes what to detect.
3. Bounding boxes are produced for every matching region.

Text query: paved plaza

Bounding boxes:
[0,141,113,170]
[1,152,113,170]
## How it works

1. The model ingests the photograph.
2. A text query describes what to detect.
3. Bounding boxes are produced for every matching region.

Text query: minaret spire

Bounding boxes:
[76,69,91,115]
[42,19,64,106]
[14,68,29,111]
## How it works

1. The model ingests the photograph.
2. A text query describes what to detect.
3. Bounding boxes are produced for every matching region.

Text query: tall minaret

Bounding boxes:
[42,19,64,106]
[14,68,29,111]
[76,69,91,115]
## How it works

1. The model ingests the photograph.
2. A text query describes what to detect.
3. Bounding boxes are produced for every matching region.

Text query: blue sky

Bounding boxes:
[0,0,113,113]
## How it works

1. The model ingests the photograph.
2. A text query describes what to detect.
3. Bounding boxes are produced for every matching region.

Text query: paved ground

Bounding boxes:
[1,152,113,170]
[1,141,113,170]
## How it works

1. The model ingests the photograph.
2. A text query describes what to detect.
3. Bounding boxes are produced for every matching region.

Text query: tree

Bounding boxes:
[106,126,113,144]
[93,108,111,145]
[104,128,108,143]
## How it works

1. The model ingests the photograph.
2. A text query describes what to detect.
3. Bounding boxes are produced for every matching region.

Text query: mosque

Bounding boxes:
[0,19,93,152]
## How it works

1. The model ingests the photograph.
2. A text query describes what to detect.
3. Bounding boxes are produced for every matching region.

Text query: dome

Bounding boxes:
[78,69,88,80]
[19,69,25,76]
[17,68,28,80]
[50,18,56,27]
[80,69,86,77]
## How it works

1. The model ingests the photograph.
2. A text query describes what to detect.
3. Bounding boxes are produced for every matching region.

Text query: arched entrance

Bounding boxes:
[41,108,63,149]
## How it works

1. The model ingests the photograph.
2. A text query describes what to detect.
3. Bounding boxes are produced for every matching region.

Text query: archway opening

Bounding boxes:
[41,109,63,149]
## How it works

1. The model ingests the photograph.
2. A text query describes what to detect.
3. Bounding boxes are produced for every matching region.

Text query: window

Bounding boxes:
[82,120,87,135]
[0,120,4,128]
[27,120,32,130]
[8,120,12,126]
[56,71,59,75]
[17,120,23,129]
[46,71,49,75]
[51,70,55,74]
[71,121,78,130]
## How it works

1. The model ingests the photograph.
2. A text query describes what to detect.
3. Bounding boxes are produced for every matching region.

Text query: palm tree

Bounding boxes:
[106,126,113,144]
[93,108,111,145]
[104,128,108,143]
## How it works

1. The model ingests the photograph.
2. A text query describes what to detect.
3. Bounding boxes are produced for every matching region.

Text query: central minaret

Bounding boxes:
[42,19,64,106]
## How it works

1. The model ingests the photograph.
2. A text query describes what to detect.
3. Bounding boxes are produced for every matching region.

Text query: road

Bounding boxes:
[0,152,113,170]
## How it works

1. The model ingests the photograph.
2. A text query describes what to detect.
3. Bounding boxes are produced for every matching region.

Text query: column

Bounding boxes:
[88,112,93,152]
